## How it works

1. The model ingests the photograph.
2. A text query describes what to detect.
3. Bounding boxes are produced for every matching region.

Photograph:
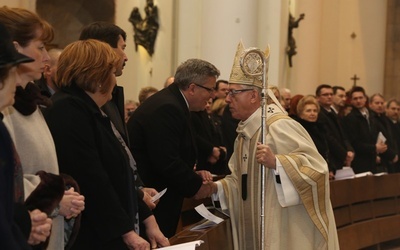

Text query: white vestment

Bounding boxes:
[215,105,339,250]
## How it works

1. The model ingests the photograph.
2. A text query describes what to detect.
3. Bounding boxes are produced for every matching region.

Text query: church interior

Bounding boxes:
[4,0,399,102]
[2,0,400,249]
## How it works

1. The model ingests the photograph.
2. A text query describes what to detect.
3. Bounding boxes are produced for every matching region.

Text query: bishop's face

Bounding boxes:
[225,84,257,121]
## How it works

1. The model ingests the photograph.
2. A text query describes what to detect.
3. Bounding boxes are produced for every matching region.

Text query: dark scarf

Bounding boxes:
[13,82,52,115]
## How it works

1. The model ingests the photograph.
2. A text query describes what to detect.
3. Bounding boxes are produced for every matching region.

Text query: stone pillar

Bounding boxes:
[384,0,400,99]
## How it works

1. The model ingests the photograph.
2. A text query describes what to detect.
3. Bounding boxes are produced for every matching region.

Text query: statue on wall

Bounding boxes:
[287,13,305,67]
[129,0,159,56]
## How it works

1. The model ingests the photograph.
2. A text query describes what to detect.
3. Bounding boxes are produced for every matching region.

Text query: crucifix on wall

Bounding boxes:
[351,74,360,86]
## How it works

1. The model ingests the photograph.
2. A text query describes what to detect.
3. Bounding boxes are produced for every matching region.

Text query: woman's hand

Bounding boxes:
[59,187,85,219]
[122,230,150,250]
[144,216,170,249]
[142,187,159,210]
[28,209,52,245]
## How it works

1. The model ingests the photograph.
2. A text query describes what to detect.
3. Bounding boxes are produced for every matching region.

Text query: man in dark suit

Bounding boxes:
[386,99,400,172]
[127,58,219,237]
[342,86,387,174]
[316,84,354,177]
[369,94,398,173]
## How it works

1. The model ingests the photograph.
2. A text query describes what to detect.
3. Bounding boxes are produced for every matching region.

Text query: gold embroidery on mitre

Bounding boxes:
[229,41,253,85]
[229,41,265,88]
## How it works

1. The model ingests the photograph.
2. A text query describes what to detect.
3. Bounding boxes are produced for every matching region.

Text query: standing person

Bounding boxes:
[331,85,347,118]
[205,41,338,249]
[214,79,229,100]
[0,7,85,249]
[0,21,52,250]
[45,39,169,249]
[127,58,218,237]
[79,21,159,211]
[369,93,398,173]
[35,48,62,97]
[386,99,400,172]
[295,95,335,179]
[316,84,354,171]
[191,98,228,175]
[342,86,387,173]
[280,87,291,112]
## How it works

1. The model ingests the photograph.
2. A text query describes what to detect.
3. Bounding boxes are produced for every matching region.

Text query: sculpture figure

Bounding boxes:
[129,0,159,56]
[287,13,305,67]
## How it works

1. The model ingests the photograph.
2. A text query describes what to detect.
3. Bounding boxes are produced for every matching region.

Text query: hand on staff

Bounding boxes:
[256,142,276,169]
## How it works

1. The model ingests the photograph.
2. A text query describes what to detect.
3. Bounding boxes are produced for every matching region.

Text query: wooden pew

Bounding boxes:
[330,174,400,249]
[169,205,233,250]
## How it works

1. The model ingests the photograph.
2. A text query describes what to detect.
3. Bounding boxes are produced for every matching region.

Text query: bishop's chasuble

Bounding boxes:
[215,105,339,249]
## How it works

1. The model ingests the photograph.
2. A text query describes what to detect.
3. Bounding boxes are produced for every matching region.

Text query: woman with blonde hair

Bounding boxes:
[0,6,85,249]
[296,95,335,179]
[45,39,169,249]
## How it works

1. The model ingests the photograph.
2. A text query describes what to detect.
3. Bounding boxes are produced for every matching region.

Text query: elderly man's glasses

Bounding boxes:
[227,88,254,96]
[193,83,215,94]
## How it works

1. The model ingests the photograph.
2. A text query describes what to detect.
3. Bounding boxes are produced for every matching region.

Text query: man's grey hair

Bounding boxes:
[174,58,220,89]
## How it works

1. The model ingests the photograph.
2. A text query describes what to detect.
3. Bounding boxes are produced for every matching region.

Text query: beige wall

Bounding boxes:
[291,0,387,96]
[1,0,388,100]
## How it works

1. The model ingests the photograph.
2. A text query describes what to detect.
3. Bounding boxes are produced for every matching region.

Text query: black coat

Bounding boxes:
[296,118,334,172]
[342,108,379,173]
[0,117,31,250]
[388,120,400,173]
[318,108,353,170]
[127,83,203,238]
[190,110,229,175]
[370,111,398,172]
[45,84,149,249]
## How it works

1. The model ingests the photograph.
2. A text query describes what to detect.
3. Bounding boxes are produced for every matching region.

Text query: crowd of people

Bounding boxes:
[1,5,397,250]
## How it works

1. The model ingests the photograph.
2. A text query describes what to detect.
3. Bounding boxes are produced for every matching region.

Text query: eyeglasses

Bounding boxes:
[193,83,215,94]
[227,88,254,96]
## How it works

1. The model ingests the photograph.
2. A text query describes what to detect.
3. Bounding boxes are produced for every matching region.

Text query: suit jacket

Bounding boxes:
[127,83,203,237]
[191,110,228,175]
[342,108,379,173]
[370,111,398,172]
[45,84,149,249]
[388,120,400,173]
[318,108,353,170]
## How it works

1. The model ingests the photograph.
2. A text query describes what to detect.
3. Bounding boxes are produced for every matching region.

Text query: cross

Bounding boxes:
[351,74,360,86]
[242,154,248,162]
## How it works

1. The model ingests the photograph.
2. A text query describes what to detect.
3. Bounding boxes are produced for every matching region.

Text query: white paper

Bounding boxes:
[377,132,386,144]
[157,240,203,250]
[335,167,355,180]
[189,204,223,231]
[354,171,373,178]
[194,204,223,224]
[151,188,167,203]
